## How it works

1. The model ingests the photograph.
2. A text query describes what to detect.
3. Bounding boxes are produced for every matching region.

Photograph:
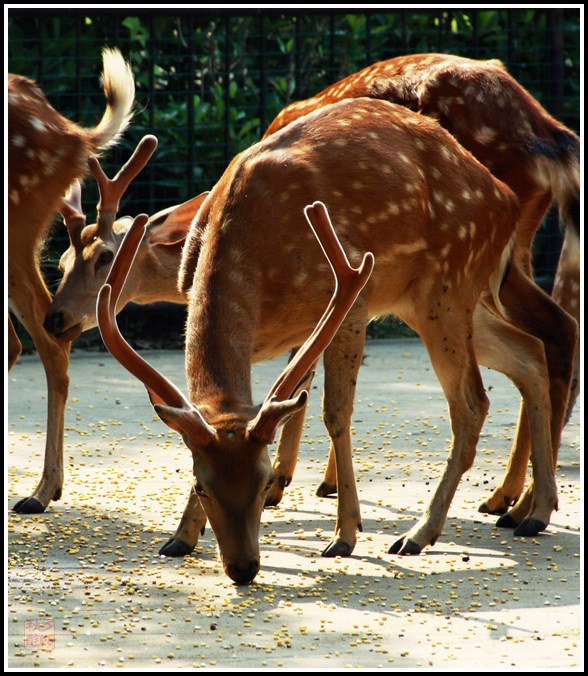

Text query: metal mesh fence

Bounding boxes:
[8,8,581,343]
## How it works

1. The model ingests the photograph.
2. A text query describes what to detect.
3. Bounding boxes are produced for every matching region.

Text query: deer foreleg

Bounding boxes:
[320,307,367,557]
[159,484,207,557]
[10,262,70,513]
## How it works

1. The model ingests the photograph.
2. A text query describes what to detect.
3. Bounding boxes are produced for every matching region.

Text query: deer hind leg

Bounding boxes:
[472,305,548,516]
[316,446,337,498]
[493,262,575,533]
[390,311,489,555]
[159,484,207,557]
[265,349,313,508]
[550,225,580,423]
[320,305,367,558]
[9,259,70,513]
[8,314,22,371]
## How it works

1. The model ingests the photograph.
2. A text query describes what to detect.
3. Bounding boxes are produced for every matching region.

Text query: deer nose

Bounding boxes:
[44,311,64,335]
[226,559,260,585]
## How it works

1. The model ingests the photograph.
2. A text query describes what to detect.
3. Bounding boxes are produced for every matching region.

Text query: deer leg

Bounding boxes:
[265,348,311,508]
[471,305,549,516]
[265,404,307,507]
[8,314,22,371]
[9,261,70,513]
[492,264,575,533]
[550,225,580,423]
[159,484,208,557]
[316,447,337,497]
[478,400,530,514]
[390,313,489,555]
[321,307,367,558]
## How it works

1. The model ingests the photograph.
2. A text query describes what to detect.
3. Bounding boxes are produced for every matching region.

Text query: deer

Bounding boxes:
[262,52,581,515]
[95,96,574,584]
[44,53,579,524]
[8,47,135,514]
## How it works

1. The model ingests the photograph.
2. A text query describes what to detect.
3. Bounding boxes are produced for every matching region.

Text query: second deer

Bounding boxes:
[96,98,574,583]
[8,48,135,514]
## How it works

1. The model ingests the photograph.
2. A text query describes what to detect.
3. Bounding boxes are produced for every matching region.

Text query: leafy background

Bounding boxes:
[8,8,580,348]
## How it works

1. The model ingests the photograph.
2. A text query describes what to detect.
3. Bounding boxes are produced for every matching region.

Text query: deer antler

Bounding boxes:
[96,214,216,438]
[89,134,158,238]
[247,201,375,443]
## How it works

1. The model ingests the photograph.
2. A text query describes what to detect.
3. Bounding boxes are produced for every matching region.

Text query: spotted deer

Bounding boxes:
[263,52,580,515]
[8,48,135,514]
[43,138,209,340]
[96,97,572,583]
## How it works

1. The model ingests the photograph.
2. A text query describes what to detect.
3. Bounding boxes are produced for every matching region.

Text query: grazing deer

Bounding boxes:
[8,48,135,513]
[97,97,572,583]
[43,140,209,340]
[263,52,580,514]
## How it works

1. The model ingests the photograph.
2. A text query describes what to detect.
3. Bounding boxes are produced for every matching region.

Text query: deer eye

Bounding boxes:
[95,249,114,271]
[195,482,208,498]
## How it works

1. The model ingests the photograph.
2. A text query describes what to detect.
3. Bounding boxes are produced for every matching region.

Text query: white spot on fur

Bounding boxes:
[393,239,427,256]
[10,190,20,205]
[30,117,47,132]
[474,126,496,144]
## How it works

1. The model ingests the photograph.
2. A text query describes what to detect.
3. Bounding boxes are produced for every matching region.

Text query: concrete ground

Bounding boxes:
[6,338,582,670]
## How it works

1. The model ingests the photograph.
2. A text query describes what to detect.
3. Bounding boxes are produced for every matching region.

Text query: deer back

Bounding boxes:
[183,97,518,366]
[264,53,579,235]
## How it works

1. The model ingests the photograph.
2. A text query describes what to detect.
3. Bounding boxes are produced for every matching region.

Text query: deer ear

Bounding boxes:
[247,390,309,445]
[153,403,216,446]
[146,191,209,246]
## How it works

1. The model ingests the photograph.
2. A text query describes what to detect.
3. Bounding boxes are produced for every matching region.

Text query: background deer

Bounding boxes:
[96,97,573,583]
[8,48,135,513]
[263,52,580,513]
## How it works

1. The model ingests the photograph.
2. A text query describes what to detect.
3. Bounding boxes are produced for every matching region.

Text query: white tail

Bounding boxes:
[8,47,135,514]
[96,97,573,583]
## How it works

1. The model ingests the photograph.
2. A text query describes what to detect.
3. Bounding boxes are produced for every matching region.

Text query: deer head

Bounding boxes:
[44,135,208,340]
[97,202,374,584]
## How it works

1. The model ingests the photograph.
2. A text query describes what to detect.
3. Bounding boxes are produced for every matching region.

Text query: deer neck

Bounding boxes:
[133,244,186,305]
[184,233,259,413]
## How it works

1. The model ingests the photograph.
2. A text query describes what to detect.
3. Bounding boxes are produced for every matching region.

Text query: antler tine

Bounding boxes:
[264,201,374,405]
[58,180,86,252]
[89,134,158,237]
[96,213,192,411]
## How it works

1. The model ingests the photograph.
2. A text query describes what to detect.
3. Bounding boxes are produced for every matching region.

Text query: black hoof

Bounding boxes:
[158,538,195,557]
[316,481,337,498]
[12,496,46,514]
[513,518,547,537]
[278,475,291,489]
[322,540,353,558]
[264,494,282,508]
[495,513,519,529]
[389,538,422,556]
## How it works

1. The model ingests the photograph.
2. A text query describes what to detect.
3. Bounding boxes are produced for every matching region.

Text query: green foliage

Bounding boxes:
[7,9,580,343]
